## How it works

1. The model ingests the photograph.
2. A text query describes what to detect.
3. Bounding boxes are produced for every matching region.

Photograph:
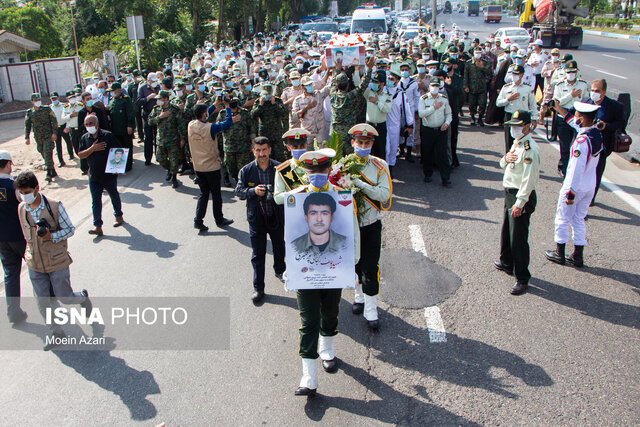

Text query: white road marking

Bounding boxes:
[409,224,428,257]
[581,64,627,79]
[603,54,625,60]
[532,128,640,215]
[424,307,447,343]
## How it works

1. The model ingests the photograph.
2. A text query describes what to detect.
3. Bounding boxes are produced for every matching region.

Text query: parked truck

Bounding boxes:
[467,0,480,16]
[444,1,452,13]
[518,0,588,48]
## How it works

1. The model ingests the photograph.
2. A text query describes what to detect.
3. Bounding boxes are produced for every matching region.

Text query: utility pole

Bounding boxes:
[69,1,79,58]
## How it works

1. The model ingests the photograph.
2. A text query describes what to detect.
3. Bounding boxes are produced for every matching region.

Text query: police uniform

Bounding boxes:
[49,91,74,167]
[62,92,85,171]
[274,129,309,206]
[107,82,135,172]
[418,78,452,185]
[364,71,393,160]
[292,149,360,398]
[496,111,541,295]
[348,124,392,329]
[545,102,603,268]
[496,65,539,152]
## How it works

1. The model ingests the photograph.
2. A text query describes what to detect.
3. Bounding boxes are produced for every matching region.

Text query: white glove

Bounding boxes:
[353,178,365,189]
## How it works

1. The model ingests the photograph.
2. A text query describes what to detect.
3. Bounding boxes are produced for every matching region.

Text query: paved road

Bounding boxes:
[0,112,638,425]
[445,13,640,160]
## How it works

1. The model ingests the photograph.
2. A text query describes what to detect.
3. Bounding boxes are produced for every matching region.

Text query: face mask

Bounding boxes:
[439,81,445,89]
[86,126,98,134]
[389,55,396,61]
[215,90,223,97]
[186,85,193,91]
[372,66,377,73]
[401,71,409,78]
[566,73,577,81]
[291,149,306,160]
[304,85,314,94]
[245,84,252,91]
[198,84,207,92]
[21,191,37,204]
[226,81,233,88]
[175,90,183,97]
[86,99,95,107]
[386,80,394,88]
[297,64,304,71]
[233,70,241,76]
[205,67,212,74]
[514,75,523,84]
[52,99,59,105]
[590,91,601,102]
[126,75,133,81]
[510,126,524,140]
[552,56,559,63]
[423,55,430,60]
[241,55,246,59]
[428,69,437,76]
[320,70,326,78]
[100,88,106,95]
[474,53,482,59]
[417,67,426,74]
[450,54,458,60]
[429,86,439,95]
[443,65,449,73]
[291,79,300,87]
[561,63,567,69]
[151,82,159,88]
[156,100,165,107]
[354,146,371,158]
[308,173,328,188]
[183,63,189,69]
[33,101,42,108]
[370,83,379,92]
[263,94,271,101]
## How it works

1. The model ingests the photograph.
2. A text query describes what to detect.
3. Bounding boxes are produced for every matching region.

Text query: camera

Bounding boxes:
[36,218,51,237]
[596,120,605,130]
[544,99,554,108]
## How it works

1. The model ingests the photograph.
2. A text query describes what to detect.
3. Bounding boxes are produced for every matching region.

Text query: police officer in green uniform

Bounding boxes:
[148,90,186,188]
[347,124,392,330]
[217,95,255,181]
[24,93,58,181]
[107,82,135,172]
[463,47,492,126]
[494,110,541,296]
[496,65,539,152]
[290,149,360,397]
[172,81,194,175]
[250,83,289,162]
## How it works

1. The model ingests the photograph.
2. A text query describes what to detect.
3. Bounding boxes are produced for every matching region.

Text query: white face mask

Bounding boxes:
[590,91,602,103]
[175,90,183,97]
[86,126,98,134]
[552,56,559,63]
[186,85,193,91]
[566,73,577,81]
[150,82,158,88]
[429,86,439,95]
[474,53,482,59]
[510,126,524,140]
[157,100,165,107]
[21,191,37,204]
[33,101,42,108]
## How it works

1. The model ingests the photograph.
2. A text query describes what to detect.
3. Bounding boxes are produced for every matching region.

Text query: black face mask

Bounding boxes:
[229,100,238,109]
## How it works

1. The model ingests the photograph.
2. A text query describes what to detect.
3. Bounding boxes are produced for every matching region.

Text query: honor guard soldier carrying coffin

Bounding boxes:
[348,124,392,329]
[24,93,58,182]
[290,149,360,398]
[494,111,541,296]
[544,101,603,268]
[273,128,309,205]
[496,65,538,152]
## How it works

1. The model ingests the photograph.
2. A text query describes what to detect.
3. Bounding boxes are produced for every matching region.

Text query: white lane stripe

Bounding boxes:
[424,307,447,343]
[595,70,628,80]
[603,54,625,60]
[409,224,428,257]
[532,128,640,215]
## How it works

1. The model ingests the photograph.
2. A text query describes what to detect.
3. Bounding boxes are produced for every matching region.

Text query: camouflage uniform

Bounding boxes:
[238,89,258,110]
[463,56,492,121]
[217,107,256,180]
[250,97,289,162]
[171,92,191,163]
[148,103,186,174]
[25,104,58,173]
[330,69,372,153]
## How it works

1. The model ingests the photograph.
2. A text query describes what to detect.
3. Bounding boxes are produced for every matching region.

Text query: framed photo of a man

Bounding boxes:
[285,191,356,290]
[105,148,129,174]
[324,45,365,68]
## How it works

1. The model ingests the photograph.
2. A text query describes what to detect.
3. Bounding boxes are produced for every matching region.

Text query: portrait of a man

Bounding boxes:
[292,192,347,256]
[110,148,125,166]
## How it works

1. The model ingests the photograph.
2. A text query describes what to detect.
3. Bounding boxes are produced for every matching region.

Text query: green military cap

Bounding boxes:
[193,77,203,85]
[429,77,440,85]
[448,46,458,53]
[560,54,573,62]
[65,90,75,97]
[31,93,41,100]
[505,110,531,126]
[142,69,149,77]
[565,60,578,71]
[223,74,233,81]
[74,88,82,94]
[441,57,452,65]
[511,65,524,74]
[175,81,186,88]
[211,81,223,89]
[133,70,141,77]
[108,82,122,91]
[239,77,250,85]
[50,91,60,98]
[284,63,295,72]
[260,83,273,92]
[155,90,172,99]
[474,46,483,52]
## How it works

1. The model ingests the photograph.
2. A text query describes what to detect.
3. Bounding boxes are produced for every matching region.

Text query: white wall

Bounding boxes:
[0,57,80,102]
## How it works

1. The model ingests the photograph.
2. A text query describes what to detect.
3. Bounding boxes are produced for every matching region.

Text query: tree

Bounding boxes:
[0,7,64,60]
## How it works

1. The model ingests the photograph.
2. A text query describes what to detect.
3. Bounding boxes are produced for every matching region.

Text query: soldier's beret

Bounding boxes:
[155,90,172,99]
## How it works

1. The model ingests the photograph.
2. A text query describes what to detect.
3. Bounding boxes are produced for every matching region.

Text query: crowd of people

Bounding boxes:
[2,21,629,394]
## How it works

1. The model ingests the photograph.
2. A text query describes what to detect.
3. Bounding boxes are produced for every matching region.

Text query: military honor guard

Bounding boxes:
[290,149,360,397]
[273,128,309,205]
[348,124,392,329]
[494,111,541,295]
[496,65,539,152]
[418,77,452,186]
[545,101,603,268]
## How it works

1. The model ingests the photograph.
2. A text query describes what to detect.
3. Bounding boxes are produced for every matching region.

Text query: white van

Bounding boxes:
[350,6,388,34]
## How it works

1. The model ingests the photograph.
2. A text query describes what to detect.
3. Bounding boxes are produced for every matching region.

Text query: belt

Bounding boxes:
[505,188,519,194]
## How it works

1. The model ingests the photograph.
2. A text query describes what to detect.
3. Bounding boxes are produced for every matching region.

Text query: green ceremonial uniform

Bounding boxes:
[217,107,255,180]
[148,103,186,174]
[238,90,259,109]
[329,69,372,153]
[25,106,58,171]
[108,94,135,135]
[273,158,307,205]
[250,97,289,162]
[463,58,491,120]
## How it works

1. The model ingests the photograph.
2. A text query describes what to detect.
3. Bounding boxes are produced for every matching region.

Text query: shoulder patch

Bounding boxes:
[573,149,581,157]
[523,157,532,164]
[370,158,384,170]
[524,140,531,150]
[276,162,291,172]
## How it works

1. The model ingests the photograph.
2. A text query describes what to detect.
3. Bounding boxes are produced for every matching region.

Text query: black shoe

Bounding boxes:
[510,282,528,295]
[566,245,584,268]
[478,118,485,127]
[470,120,476,126]
[58,162,66,168]
[172,176,180,188]
[251,290,265,304]
[352,302,364,315]
[423,176,433,183]
[442,180,452,187]
[294,387,317,397]
[81,170,88,175]
[43,331,66,351]
[9,310,28,324]
[50,169,58,178]
[493,260,514,275]
[367,320,380,331]
[322,358,338,373]
[80,289,92,317]
[45,175,53,182]
[406,152,415,163]
[194,222,209,232]
[165,171,172,181]
[145,160,151,166]
[545,243,566,265]
[275,272,285,283]
[216,218,234,227]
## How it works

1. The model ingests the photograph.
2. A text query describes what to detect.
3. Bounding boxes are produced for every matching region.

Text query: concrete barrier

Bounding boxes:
[583,29,640,41]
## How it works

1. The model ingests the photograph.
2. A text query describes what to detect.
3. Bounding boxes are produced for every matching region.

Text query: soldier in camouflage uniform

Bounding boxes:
[463,46,492,126]
[330,55,375,154]
[217,96,255,181]
[148,90,186,188]
[172,81,194,174]
[274,64,294,98]
[24,93,58,181]
[238,77,258,110]
[185,78,214,121]
[250,83,289,162]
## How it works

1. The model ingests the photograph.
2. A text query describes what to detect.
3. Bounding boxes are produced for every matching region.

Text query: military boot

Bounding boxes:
[545,243,566,265]
[406,147,415,163]
[398,144,406,158]
[478,117,485,127]
[165,171,172,181]
[566,245,584,268]
[171,174,180,189]
[470,115,476,126]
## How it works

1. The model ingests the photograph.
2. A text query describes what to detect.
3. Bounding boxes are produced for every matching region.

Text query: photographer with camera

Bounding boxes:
[235,137,286,304]
[14,171,91,351]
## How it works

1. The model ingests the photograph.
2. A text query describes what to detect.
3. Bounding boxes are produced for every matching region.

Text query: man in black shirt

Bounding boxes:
[78,115,124,237]
[77,91,109,175]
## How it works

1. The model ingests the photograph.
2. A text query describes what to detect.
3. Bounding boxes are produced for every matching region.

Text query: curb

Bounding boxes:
[0,109,28,121]
[583,29,639,40]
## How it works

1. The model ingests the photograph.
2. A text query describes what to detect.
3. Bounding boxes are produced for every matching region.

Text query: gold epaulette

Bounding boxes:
[370,158,384,170]
[276,162,290,172]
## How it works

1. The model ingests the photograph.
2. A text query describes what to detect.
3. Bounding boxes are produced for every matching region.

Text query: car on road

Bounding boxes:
[459,6,465,13]
[493,27,532,48]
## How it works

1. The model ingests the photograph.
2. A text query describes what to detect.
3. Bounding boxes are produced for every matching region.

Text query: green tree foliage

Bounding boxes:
[0,6,64,60]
